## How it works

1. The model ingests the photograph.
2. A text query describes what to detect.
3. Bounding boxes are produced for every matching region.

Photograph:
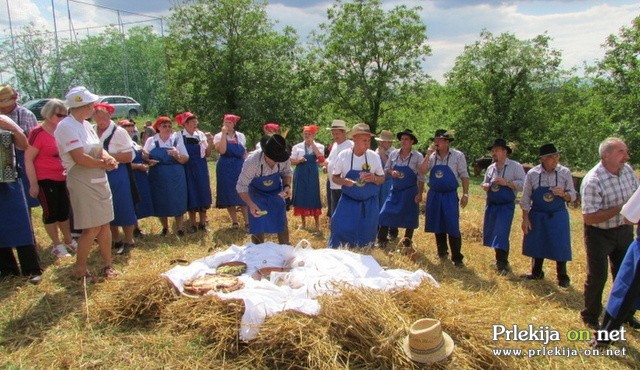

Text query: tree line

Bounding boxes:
[2,0,639,171]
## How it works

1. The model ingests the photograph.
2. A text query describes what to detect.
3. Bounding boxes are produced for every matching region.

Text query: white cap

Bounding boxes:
[65,86,99,108]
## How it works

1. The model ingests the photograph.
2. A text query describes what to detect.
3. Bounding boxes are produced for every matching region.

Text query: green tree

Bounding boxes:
[310,0,430,134]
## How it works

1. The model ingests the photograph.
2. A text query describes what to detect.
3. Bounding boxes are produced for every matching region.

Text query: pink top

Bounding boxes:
[28,126,66,181]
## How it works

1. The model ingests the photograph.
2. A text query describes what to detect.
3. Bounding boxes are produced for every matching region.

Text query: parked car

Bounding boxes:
[97,95,143,118]
[23,98,52,121]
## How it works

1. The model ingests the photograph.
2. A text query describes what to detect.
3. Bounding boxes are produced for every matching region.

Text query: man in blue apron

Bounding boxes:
[328,123,385,248]
[520,144,576,287]
[237,134,292,245]
[418,129,469,267]
[378,129,425,249]
[481,139,525,275]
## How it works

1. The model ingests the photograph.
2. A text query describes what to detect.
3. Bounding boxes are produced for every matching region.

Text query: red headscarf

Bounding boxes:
[153,116,172,132]
[223,114,241,125]
[93,102,115,114]
[263,123,280,133]
[118,119,133,126]
[175,112,196,126]
[303,125,319,135]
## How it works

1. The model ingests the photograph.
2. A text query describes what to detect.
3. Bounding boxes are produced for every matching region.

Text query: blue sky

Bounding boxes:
[2,1,639,82]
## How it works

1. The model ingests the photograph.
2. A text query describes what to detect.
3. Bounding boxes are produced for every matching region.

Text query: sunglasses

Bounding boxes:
[55,113,68,118]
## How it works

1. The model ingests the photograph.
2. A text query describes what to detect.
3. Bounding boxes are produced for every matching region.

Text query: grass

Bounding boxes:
[0,165,638,369]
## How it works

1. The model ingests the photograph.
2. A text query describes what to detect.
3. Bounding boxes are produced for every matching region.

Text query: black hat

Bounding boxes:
[396,129,418,144]
[538,143,562,158]
[486,139,512,154]
[261,134,291,163]
[430,129,454,142]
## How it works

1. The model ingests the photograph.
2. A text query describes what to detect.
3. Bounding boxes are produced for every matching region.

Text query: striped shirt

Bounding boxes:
[483,158,526,197]
[520,164,576,212]
[384,149,426,183]
[425,148,469,181]
[236,150,292,193]
[5,105,37,135]
[581,162,639,229]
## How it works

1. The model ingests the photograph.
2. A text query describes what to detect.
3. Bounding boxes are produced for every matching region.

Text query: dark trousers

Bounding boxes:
[495,249,509,269]
[329,189,342,219]
[436,233,463,263]
[0,245,42,277]
[378,226,413,245]
[581,224,633,323]
[529,257,568,278]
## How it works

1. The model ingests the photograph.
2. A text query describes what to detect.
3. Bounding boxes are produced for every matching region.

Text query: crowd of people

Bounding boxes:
[1,83,640,340]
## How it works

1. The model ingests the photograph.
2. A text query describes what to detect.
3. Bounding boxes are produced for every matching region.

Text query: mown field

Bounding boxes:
[0,162,638,369]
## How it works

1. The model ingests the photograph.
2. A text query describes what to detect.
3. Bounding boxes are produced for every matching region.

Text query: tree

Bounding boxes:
[310,0,430,134]
[446,30,565,164]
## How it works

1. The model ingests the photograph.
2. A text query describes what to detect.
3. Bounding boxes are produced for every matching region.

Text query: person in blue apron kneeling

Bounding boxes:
[237,134,292,245]
[481,139,526,275]
[418,129,470,267]
[377,129,424,249]
[329,123,385,249]
[520,144,576,287]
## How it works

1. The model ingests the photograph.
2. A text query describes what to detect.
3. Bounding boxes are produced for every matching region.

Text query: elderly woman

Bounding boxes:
[54,86,118,281]
[214,114,248,229]
[176,112,214,232]
[290,125,325,230]
[0,115,43,282]
[143,116,189,236]
[94,103,136,255]
[119,119,154,238]
[24,99,77,258]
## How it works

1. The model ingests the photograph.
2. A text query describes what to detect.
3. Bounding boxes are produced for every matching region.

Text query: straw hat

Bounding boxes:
[326,119,348,131]
[0,84,17,108]
[65,86,99,108]
[347,123,374,139]
[375,130,395,142]
[403,318,454,364]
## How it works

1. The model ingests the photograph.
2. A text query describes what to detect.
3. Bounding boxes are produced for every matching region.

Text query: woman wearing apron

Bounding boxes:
[520,144,575,287]
[378,129,425,248]
[329,123,385,248]
[237,134,292,245]
[143,117,189,236]
[214,114,248,229]
[54,86,118,281]
[290,125,325,230]
[0,115,42,282]
[176,112,214,232]
[481,139,526,275]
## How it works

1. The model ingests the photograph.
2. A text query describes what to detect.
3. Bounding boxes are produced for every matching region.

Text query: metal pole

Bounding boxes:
[5,0,15,58]
[51,0,64,96]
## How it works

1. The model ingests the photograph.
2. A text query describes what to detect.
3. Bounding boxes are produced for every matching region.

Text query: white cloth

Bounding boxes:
[98,121,134,161]
[162,241,437,341]
[143,132,189,157]
[621,186,640,224]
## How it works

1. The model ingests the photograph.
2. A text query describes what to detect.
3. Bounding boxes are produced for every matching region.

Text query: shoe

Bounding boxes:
[497,265,511,276]
[558,276,571,288]
[231,222,240,229]
[198,223,209,232]
[52,244,71,258]
[437,253,449,260]
[375,239,388,249]
[133,228,145,239]
[112,241,124,250]
[521,272,544,280]
[188,225,197,234]
[116,243,134,255]
[28,275,42,285]
[176,229,185,237]
[74,271,103,283]
[66,239,78,253]
[583,318,599,330]
[161,228,168,236]
[626,317,640,329]
[102,266,118,279]
[453,260,465,268]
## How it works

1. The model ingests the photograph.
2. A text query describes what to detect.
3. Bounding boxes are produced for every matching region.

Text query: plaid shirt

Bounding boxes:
[236,150,292,193]
[581,162,639,229]
[5,105,37,135]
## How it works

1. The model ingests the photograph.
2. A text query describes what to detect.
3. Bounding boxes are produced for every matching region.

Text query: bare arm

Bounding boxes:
[24,145,40,198]
[583,206,624,226]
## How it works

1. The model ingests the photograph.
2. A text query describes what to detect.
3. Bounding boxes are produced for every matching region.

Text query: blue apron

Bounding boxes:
[378,153,392,209]
[248,156,286,235]
[605,234,640,320]
[0,177,35,247]
[425,154,460,237]
[148,139,187,217]
[379,154,419,229]
[483,165,516,251]
[15,150,39,208]
[216,137,245,207]
[132,148,154,219]
[183,133,212,210]
[522,173,572,261]
[329,152,379,248]
[292,151,322,210]
[102,126,136,226]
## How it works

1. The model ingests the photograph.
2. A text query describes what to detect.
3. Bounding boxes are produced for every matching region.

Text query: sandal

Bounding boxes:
[102,266,119,279]
[73,271,103,283]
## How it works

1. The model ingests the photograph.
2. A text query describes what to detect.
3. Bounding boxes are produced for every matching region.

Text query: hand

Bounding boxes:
[167,148,180,159]
[391,170,400,178]
[460,195,468,208]
[414,193,423,204]
[29,184,39,198]
[279,186,291,199]
[427,145,436,157]
[249,204,264,217]
[221,126,229,135]
[342,178,356,187]
[482,183,490,191]
[136,163,149,172]
[492,177,507,186]
[551,186,565,197]
[522,218,532,235]
[205,132,214,144]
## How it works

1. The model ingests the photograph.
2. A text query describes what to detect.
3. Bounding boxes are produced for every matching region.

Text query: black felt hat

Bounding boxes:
[538,143,562,158]
[260,134,290,163]
[486,139,512,154]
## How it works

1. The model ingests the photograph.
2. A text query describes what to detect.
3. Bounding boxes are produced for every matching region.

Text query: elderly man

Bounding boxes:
[482,139,526,275]
[520,144,575,287]
[418,129,469,267]
[323,120,353,218]
[329,123,385,248]
[378,129,424,248]
[580,137,640,330]
[0,84,39,208]
[237,134,292,245]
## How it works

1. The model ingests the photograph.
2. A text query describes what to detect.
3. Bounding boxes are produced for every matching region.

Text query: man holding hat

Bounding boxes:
[328,123,385,248]
[520,143,576,287]
[481,139,526,275]
[375,130,398,242]
[237,134,292,245]
[0,84,39,208]
[323,119,353,219]
[418,129,469,267]
[580,137,640,329]
[377,129,425,248]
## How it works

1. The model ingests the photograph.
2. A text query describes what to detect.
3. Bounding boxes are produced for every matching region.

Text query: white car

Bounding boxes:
[97,95,143,118]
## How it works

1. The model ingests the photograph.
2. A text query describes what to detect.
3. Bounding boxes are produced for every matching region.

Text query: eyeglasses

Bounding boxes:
[160,123,172,128]
[55,113,68,118]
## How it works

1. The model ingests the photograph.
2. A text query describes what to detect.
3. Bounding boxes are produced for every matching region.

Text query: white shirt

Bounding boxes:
[326,139,354,189]
[98,121,134,162]
[213,131,247,147]
[54,115,102,172]
[181,129,209,158]
[143,133,189,158]
[290,141,325,161]
[332,148,384,178]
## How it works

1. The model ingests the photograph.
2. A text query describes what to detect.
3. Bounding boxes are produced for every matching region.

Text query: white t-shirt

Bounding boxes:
[54,116,102,171]
[332,148,384,178]
[98,121,134,162]
[290,141,325,161]
[326,139,354,189]
[143,133,189,157]
[213,131,247,147]
[181,129,209,158]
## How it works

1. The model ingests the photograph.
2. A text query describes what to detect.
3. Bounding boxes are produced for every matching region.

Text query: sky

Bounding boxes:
[1,0,639,83]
